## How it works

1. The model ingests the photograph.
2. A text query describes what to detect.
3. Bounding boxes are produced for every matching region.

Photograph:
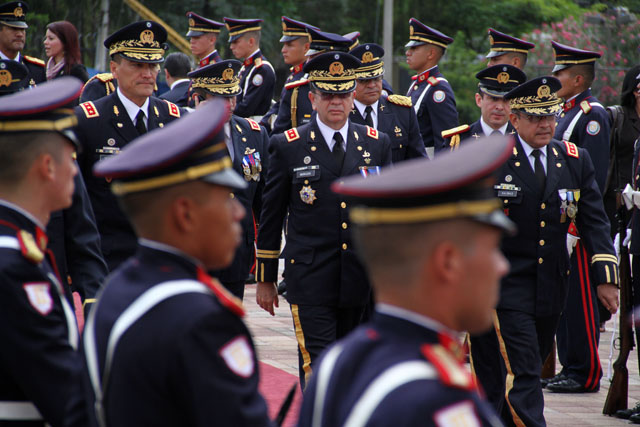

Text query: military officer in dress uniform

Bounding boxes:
[270,28,352,136]
[224,17,275,119]
[486,28,535,69]
[260,16,317,133]
[255,52,392,387]
[84,99,273,427]
[298,135,514,427]
[349,42,425,162]
[188,60,269,300]
[74,21,183,272]
[186,11,224,68]
[469,77,619,427]
[0,1,45,87]
[0,78,87,427]
[546,40,612,394]
[442,64,526,150]
[405,18,458,157]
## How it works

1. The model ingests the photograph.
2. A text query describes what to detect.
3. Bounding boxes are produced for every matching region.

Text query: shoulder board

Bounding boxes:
[23,55,45,67]
[95,73,114,83]
[165,100,180,118]
[441,124,470,139]
[387,94,412,108]
[254,57,263,68]
[366,126,378,139]
[563,140,579,158]
[79,101,100,119]
[285,78,309,90]
[427,76,440,86]
[245,118,261,131]
[421,344,473,390]
[580,100,591,114]
[285,128,300,143]
[17,230,44,264]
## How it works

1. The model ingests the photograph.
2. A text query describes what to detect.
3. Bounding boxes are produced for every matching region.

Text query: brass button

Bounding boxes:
[540,221,545,227]
[341,202,347,209]
[304,180,309,185]
[290,259,295,264]
[538,258,543,264]
[504,199,509,204]
[342,222,348,229]
[567,270,570,276]
[539,240,545,246]
[342,243,347,250]
[399,144,403,148]
[541,203,546,209]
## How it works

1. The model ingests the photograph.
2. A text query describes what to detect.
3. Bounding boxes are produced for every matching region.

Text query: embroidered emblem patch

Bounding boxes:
[586,120,600,136]
[433,90,446,103]
[300,185,317,205]
[434,401,481,427]
[23,282,53,316]
[219,336,254,378]
[252,74,263,86]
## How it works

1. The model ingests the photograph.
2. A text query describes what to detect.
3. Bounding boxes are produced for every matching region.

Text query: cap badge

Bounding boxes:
[497,72,510,84]
[300,185,317,205]
[537,85,550,98]
[489,35,494,45]
[13,7,23,17]
[140,29,155,43]
[410,26,414,36]
[361,51,374,63]
[334,54,340,60]
[329,61,344,76]
[282,22,287,32]
[223,67,235,80]
[146,22,152,28]
[189,18,195,27]
[0,70,11,87]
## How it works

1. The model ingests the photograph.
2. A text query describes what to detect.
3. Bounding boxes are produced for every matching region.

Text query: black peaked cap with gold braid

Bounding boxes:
[0,59,29,94]
[188,60,242,98]
[104,20,168,64]
[332,134,516,234]
[280,16,318,42]
[223,17,262,43]
[476,64,527,98]
[305,28,352,57]
[551,40,601,73]
[0,76,82,148]
[505,76,563,116]
[350,43,384,80]
[304,51,361,94]
[0,1,27,28]
[186,11,224,37]
[93,98,247,195]
[405,18,453,49]
[486,28,535,58]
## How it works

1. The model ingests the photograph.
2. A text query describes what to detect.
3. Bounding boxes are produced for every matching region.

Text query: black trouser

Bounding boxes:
[222,280,245,301]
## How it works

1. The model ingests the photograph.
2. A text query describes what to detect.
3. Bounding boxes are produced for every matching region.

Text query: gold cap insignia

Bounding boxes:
[282,22,287,32]
[0,70,12,87]
[489,35,494,45]
[329,61,344,76]
[222,67,235,80]
[362,52,374,63]
[189,18,195,27]
[410,26,414,36]
[13,7,23,17]
[537,85,551,98]
[497,72,510,84]
[140,29,155,43]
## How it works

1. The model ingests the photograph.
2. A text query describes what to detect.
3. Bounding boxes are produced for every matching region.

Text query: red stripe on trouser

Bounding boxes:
[250,212,257,274]
[576,241,600,389]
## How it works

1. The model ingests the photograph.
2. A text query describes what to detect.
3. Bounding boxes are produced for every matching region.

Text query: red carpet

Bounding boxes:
[259,362,302,427]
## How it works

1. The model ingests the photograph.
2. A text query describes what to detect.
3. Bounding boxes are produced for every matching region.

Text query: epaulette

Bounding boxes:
[79,101,100,119]
[17,230,44,264]
[421,344,473,390]
[427,76,440,86]
[366,126,378,139]
[285,128,300,142]
[285,78,309,90]
[255,57,263,68]
[94,72,114,83]
[165,100,180,118]
[387,94,412,108]
[580,100,591,114]
[23,55,45,67]
[246,118,261,131]
[441,124,470,139]
[563,140,579,158]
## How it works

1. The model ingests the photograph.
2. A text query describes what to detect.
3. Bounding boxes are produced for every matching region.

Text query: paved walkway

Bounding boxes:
[242,284,640,426]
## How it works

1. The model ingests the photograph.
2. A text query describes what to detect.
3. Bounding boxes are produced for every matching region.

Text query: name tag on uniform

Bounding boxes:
[96,146,120,160]
[494,183,521,198]
[294,165,319,178]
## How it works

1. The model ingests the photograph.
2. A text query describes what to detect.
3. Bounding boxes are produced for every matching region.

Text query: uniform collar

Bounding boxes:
[170,78,190,90]
[0,50,19,61]
[243,49,261,66]
[138,238,204,269]
[199,49,219,67]
[0,200,49,251]
[519,135,548,159]
[354,99,379,123]
[411,64,438,82]
[316,116,349,151]
[117,87,150,123]
[562,89,591,112]
[376,303,458,337]
[291,62,304,74]
[479,116,508,136]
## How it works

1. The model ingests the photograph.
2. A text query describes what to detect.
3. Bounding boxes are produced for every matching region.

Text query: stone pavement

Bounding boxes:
[242,284,640,426]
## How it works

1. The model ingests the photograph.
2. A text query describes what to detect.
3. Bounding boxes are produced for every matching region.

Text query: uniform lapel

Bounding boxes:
[543,141,565,200]
[305,119,340,176]
[508,138,538,194]
[350,108,366,126]
[377,99,393,131]
[230,117,245,173]
[109,93,139,143]
[341,123,364,176]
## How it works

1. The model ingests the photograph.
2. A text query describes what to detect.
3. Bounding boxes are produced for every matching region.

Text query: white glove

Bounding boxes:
[567,233,580,257]
[623,228,632,248]
[614,232,621,259]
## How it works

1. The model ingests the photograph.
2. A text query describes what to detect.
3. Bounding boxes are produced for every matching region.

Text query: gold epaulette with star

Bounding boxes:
[285,128,300,142]
[23,55,45,67]
[580,100,592,114]
[442,125,470,151]
[387,94,412,108]
[94,73,114,83]
[285,78,309,90]
[246,118,261,131]
[427,76,440,86]
[17,230,44,264]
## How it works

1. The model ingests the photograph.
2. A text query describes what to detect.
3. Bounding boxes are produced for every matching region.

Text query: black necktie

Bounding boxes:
[364,105,374,128]
[532,149,546,193]
[332,132,345,168]
[135,110,147,135]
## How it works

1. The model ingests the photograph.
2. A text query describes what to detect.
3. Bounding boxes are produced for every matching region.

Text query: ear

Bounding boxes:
[309,91,317,111]
[512,56,521,68]
[164,68,170,81]
[430,240,463,286]
[171,196,197,233]
[34,152,56,182]
[475,93,483,108]
[110,60,118,78]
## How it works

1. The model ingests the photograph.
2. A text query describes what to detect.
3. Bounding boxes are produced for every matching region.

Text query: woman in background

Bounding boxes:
[43,20,88,83]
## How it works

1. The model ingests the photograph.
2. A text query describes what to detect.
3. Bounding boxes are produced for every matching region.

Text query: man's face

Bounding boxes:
[476,92,510,130]
[230,35,252,60]
[189,33,216,59]
[355,77,382,106]
[281,38,308,66]
[309,90,354,129]
[458,226,509,333]
[0,25,25,56]
[193,183,245,270]
[510,112,556,148]
[405,44,430,72]
[111,57,159,104]
[49,136,78,212]
[553,68,575,99]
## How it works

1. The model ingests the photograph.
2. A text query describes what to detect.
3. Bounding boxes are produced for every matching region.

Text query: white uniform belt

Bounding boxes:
[0,401,43,420]
[622,183,640,210]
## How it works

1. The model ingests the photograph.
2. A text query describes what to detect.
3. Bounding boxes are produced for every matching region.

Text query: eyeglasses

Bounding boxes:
[519,114,556,124]
[356,77,383,84]
[316,91,353,100]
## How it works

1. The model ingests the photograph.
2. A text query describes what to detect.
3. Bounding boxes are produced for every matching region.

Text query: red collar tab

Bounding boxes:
[197,267,245,317]
[293,62,304,74]
[438,332,465,363]
[199,57,211,68]
[563,99,575,112]
[243,56,254,67]
[35,227,48,250]
[412,70,430,82]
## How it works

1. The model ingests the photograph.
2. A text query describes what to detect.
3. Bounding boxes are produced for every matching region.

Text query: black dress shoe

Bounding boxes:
[541,372,566,389]
[629,411,640,424]
[615,402,640,419]
[546,377,598,393]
